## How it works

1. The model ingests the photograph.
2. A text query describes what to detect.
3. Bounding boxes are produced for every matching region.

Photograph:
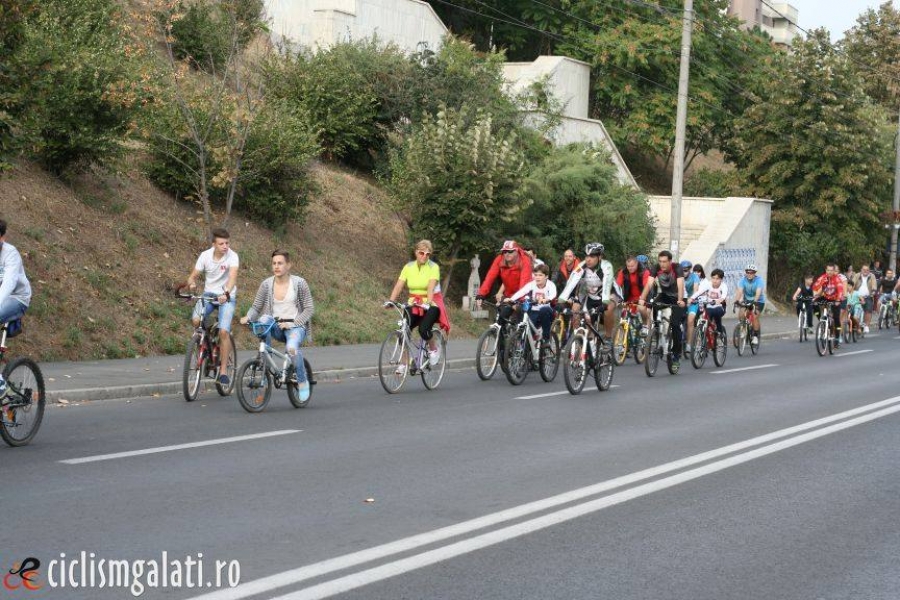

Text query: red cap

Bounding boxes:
[500,240,517,252]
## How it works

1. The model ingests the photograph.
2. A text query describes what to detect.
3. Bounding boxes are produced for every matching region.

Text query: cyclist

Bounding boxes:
[186,227,238,387]
[0,218,32,401]
[553,248,579,335]
[813,262,845,346]
[734,263,766,346]
[240,250,315,401]
[681,260,701,353]
[689,268,728,334]
[850,264,876,333]
[878,268,897,314]
[386,240,450,368]
[615,255,650,327]
[638,250,686,367]
[506,263,557,344]
[559,242,616,344]
[791,274,815,333]
[476,240,533,326]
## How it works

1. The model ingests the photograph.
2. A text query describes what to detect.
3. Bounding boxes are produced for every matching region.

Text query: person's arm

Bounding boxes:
[426,278,437,306]
[222,266,238,303]
[0,249,24,305]
[388,278,405,303]
[544,281,558,303]
[676,276,685,306]
[477,256,502,298]
[753,280,763,303]
[509,281,534,302]
[295,279,314,327]
[639,273,656,304]
[558,262,584,303]
[241,281,268,324]
[690,279,708,302]
[791,286,801,302]
[600,260,614,303]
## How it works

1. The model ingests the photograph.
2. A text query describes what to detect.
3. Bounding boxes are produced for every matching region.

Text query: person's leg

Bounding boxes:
[753,302,764,337]
[285,326,308,384]
[864,296,873,328]
[604,298,618,340]
[217,297,236,375]
[708,305,725,333]
[669,305,685,357]
[536,305,553,340]
[0,298,27,325]
[418,306,441,347]
[498,304,514,326]
[686,306,697,349]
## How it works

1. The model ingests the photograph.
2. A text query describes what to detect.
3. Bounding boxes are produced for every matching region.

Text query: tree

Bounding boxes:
[729,29,894,286]
[387,104,528,291]
[842,2,900,111]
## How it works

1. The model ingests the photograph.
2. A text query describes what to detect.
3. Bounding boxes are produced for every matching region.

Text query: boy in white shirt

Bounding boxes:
[186,228,239,386]
[507,264,557,342]
[690,268,728,333]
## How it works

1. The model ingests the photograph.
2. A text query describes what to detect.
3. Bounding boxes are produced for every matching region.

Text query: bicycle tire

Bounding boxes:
[550,316,566,349]
[421,330,447,390]
[632,323,646,364]
[475,327,500,381]
[612,322,628,366]
[690,325,707,369]
[0,357,46,447]
[378,331,408,394]
[286,358,314,408]
[594,347,614,391]
[815,320,827,356]
[182,338,205,402]
[750,329,759,355]
[563,335,588,394]
[235,357,272,413]
[799,310,806,342]
[504,330,529,386]
[666,328,679,375]
[215,348,238,396]
[735,322,748,356]
[539,335,560,383]
[713,329,727,367]
[644,327,660,377]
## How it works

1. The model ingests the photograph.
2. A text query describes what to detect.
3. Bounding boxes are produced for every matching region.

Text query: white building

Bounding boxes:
[264,0,447,54]
[728,0,801,47]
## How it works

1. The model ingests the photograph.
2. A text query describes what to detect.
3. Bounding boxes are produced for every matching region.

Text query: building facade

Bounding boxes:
[728,0,801,47]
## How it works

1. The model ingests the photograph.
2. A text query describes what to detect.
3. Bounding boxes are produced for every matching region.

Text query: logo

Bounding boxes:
[4,558,42,591]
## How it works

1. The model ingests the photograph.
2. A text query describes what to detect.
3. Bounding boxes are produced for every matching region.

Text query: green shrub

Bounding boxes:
[168,0,263,72]
[684,167,741,198]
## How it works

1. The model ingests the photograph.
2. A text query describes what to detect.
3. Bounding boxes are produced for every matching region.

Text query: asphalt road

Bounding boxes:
[4,330,900,599]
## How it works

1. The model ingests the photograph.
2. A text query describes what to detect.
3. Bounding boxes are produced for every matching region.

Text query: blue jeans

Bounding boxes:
[259,315,308,384]
[192,292,236,333]
[528,305,554,340]
[0,298,27,324]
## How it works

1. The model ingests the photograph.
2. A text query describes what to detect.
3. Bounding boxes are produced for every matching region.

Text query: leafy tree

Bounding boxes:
[513,144,655,265]
[729,29,894,287]
[387,104,528,291]
[842,2,900,111]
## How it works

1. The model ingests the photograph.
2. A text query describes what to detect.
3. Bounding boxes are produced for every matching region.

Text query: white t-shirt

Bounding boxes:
[509,280,557,308]
[195,248,239,295]
[691,279,728,306]
[272,280,299,322]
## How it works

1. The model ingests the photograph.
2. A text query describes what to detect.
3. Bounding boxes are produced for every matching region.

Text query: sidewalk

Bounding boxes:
[41,315,801,403]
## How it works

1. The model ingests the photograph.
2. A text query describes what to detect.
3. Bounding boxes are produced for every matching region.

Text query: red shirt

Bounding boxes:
[478,249,533,297]
[616,269,650,302]
[813,273,844,301]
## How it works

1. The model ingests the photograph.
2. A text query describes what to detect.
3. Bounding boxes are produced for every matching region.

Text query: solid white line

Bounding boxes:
[834,349,874,358]
[709,364,778,375]
[274,402,900,600]
[185,395,900,600]
[59,430,301,464]
[515,386,619,400]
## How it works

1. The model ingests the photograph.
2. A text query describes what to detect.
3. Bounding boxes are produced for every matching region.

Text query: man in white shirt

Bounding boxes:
[0,218,31,327]
[186,228,239,386]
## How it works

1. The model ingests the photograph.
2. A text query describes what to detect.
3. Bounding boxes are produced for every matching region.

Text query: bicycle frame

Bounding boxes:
[386,302,433,374]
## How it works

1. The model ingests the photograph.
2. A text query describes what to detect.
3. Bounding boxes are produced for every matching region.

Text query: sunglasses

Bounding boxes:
[416,250,431,256]
[502,249,516,254]
[745,270,756,274]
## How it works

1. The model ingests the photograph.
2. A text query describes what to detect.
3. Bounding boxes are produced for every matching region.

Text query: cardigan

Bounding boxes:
[246,275,314,336]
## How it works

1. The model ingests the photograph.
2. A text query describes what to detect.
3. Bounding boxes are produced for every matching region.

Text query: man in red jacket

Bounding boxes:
[476,240,533,323]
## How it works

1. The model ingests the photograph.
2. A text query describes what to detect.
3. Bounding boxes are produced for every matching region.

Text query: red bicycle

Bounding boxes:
[690,298,727,369]
[733,301,760,356]
[178,288,237,401]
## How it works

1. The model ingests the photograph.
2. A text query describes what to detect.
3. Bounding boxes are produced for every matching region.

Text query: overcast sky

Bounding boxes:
[788,0,897,40]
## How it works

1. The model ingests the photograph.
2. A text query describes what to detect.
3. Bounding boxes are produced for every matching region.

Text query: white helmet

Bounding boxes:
[745,263,758,272]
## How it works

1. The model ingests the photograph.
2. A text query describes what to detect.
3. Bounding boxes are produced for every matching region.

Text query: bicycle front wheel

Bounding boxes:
[612,322,628,366]
[690,326,707,369]
[563,335,587,395]
[815,321,828,356]
[215,348,238,396]
[0,357,46,447]
[475,327,500,381]
[713,329,728,367]
[504,331,529,386]
[735,322,748,356]
[421,330,447,390]
[236,357,272,413]
[182,338,205,402]
[644,327,660,377]
[595,346,614,391]
[286,358,314,409]
[378,331,408,394]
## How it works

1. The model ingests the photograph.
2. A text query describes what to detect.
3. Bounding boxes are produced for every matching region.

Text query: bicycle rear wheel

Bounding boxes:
[182,338,205,402]
[378,331,409,394]
[421,330,447,390]
[612,322,628,366]
[563,335,587,394]
[0,357,46,447]
[539,335,560,382]
[215,348,238,396]
[236,357,272,413]
[475,327,500,381]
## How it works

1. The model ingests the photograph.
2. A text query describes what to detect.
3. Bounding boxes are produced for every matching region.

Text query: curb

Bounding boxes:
[46,331,802,404]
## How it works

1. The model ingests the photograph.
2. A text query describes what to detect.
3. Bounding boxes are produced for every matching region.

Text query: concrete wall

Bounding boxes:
[503,56,591,120]
[265,0,447,54]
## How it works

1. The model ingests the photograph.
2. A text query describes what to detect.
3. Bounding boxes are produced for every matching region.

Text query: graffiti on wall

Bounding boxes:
[715,247,757,295]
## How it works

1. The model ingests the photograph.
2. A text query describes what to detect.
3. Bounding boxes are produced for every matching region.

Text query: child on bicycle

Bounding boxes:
[506,263,557,344]
[690,268,728,334]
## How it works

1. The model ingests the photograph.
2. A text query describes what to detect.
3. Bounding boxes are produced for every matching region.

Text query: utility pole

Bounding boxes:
[891,108,900,271]
[669,0,693,258]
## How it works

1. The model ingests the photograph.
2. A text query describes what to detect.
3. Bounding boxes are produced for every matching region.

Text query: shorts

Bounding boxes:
[687,303,700,317]
[863,296,874,312]
[192,292,236,333]
[575,296,606,322]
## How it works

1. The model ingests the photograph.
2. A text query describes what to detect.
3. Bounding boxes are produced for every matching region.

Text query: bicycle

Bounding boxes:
[814,299,838,356]
[562,303,614,394]
[474,301,513,381]
[235,319,315,413]
[378,301,447,394]
[549,306,570,350]
[689,297,727,369]
[644,299,680,377]
[796,295,813,342]
[877,292,896,329]
[847,301,865,343]
[732,301,761,356]
[178,290,237,402]
[501,299,559,385]
[612,301,646,366]
[0,319,45,447]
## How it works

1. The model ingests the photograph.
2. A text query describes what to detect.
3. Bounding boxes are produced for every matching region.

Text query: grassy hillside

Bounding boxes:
[0,158,483,362]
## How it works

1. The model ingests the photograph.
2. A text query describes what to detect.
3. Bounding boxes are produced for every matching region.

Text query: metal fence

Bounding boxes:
[715,247,757,296]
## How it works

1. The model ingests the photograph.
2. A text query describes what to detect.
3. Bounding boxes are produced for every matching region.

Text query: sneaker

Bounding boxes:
[640,326,649,337]
[298,382,310,402]
[751,336,759,346]
[428,346,441,366]
[217,374,230,386]
[394,364,407,376]
[864,325,870,333]
[685,343,693,353]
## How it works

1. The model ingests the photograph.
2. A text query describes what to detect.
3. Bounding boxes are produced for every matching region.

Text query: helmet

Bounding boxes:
[584,242,604,257]
[680,260,692,269]
[745,263,758,272]
[636,254,649,265]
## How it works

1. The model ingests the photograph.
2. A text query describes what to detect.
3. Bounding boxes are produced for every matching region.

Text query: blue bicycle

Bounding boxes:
[236,319,315,413]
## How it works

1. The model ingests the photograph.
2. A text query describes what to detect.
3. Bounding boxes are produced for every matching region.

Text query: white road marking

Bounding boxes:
[709,364,778,375]
[515,386,619,400]
[185,396,900,600]
[60,430,300,464]
[834,349,874,358]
